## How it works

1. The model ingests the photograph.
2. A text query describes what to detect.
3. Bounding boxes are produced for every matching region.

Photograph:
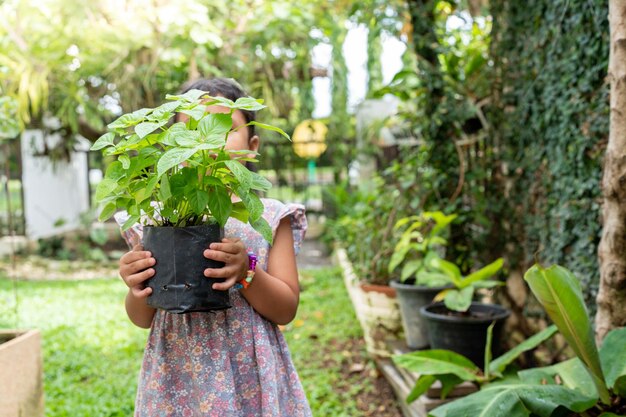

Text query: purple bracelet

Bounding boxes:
[234,252,257,290]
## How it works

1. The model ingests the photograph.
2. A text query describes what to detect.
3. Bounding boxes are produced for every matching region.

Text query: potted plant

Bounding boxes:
[388,211,457,350]
[90,88,288,313]
[419,256,510,368]
[418,264,626,417]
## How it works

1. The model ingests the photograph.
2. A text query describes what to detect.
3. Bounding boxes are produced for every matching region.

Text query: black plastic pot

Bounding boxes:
[420,302,510,368]
[390,280,446,349]
[143,224,230,313]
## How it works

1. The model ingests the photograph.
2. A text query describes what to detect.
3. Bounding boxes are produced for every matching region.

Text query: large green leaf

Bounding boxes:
[198,113,232,140]
[251,216,273,244]
[97,202,117,222]
[225,160,252,193]
[188,189,209,215]
[406,375,437,403]
[600,327,626,396]
[393,350,480,382]
[90,132,115,151]
[157,147,198,176]
[428,383,597,417]
[135,120,167,139]
[524,264,610,404]
[206,186,232,226]
[519,358,597,399]
[249,171,272,192]
[149,100,181,121]
[232,96,266,111]
[488,325,558,376]
[95,178,118,202]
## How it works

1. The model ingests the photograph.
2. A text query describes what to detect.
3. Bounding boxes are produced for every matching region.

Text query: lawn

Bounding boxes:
[0,267,398,416]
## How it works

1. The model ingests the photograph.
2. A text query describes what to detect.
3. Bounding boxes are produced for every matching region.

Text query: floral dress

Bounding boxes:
[117,199,311,417]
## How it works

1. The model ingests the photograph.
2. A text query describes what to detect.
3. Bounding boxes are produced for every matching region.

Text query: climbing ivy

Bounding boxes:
[491,0,609,310]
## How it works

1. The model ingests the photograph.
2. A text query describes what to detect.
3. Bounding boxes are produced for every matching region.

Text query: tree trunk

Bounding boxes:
[596,0,626,342]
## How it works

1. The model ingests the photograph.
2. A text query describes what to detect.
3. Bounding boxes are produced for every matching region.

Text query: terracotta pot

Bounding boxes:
[335,248,402,357]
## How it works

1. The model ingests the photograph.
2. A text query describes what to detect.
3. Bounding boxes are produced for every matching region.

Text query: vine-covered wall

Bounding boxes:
[491,0,609,309]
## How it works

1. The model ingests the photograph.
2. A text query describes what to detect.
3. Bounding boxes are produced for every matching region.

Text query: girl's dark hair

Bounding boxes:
[179,77,256,138]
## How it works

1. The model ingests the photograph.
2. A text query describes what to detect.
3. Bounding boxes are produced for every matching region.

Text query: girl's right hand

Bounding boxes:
[119,244,155,299]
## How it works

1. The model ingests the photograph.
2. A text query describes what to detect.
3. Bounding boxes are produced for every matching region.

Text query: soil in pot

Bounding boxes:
[420,302,510,368]
[143,224,230,313]
[390,279,446,350]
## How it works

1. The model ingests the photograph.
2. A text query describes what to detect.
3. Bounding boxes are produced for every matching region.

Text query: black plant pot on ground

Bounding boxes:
[143,224,230,313]
[390,280,446,350]
[420,302,510,368]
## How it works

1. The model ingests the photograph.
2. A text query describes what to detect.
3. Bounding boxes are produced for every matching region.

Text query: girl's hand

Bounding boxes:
[203,238,249,290]
[119,244,155,299]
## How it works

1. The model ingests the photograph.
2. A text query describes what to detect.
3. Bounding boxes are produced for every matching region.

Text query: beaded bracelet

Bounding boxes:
[234,252,257,290]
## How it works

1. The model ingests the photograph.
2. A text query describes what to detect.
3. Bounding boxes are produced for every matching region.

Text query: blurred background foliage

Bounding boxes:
[0,0,610,315]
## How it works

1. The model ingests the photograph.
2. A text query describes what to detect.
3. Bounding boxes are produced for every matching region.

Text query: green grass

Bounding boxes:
[0,267,374,416]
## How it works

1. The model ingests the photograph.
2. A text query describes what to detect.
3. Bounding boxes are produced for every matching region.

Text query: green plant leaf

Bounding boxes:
[407,375,436,403]
[121,214,140,231]
[236,189,264,222]
[207,186,232,226]
[401,259,422,281]
[438,374,465,399]
[519,358,598,399]
[388,244,411,273]
[225,160,252,193]
[97,202,117,222]
[248,121,291,140]
[134,175,159,204]
[90,132,115,151]
[104,160,125,181]
[157,147,198,176]
[393,349,480,382]
[230,201,249,223]
[443,287,473,312]
[118,154,130,169]
[461,258,503,289]
[415,271,450,287]
[189,189,209,215]
[524,264,610,404]
[249,171,272,192]
[173,130,202,147]
[95,178,118,202]
[599,327,626,396]
[232,96,266,111]
[149,100,181,121]
[489,325,558,376]
[429,383,597,417]
[135,120,167,139]
[158,174,171,202]
[199,113,232,140]
[107,108,152,129]
[166,89,209,102]
[251,216,273,244]
[429,257,462,286]
[179,105,206,121]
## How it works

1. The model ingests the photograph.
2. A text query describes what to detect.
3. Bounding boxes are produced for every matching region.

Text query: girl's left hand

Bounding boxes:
[203,238,249,290]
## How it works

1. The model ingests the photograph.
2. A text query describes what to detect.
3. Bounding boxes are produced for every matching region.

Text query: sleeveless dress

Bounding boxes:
[116,199,312,417]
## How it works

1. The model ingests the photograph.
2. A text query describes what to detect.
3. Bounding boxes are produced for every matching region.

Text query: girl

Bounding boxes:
[117,78,312,417]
